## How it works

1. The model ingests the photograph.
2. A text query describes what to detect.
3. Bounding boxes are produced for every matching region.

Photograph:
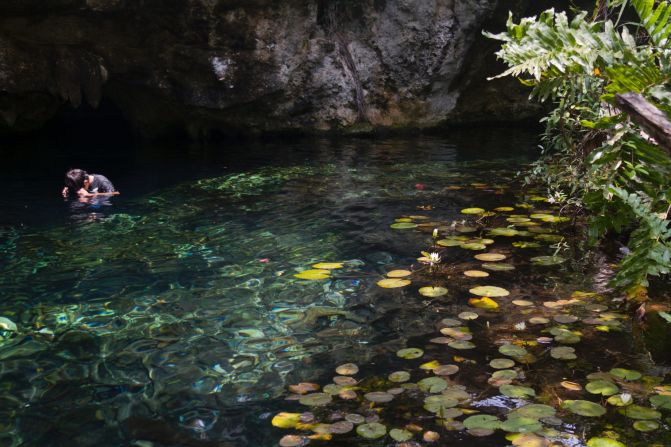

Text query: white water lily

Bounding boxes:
[432,228,439,239]
[429,252,441,265]
[514,322,527,331]
[620,393,633,404]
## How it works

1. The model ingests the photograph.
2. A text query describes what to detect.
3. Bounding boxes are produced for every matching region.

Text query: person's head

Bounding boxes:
[64,169,89,192]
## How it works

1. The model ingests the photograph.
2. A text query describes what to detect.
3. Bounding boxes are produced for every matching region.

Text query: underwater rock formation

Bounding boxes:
[0,0,547,136]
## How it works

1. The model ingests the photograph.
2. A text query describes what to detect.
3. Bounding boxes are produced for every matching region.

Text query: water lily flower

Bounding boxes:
[429,252,441,265]
[432,228,438,239]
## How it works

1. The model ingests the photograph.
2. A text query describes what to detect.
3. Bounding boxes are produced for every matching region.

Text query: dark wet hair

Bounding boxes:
[64,169,88,192]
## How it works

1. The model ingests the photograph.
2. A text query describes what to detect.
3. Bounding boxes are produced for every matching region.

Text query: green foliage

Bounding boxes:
[486,2,671,289]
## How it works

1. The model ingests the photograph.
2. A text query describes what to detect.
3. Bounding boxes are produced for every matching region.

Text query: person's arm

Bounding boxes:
[77,188,120,197]
[62,186,69,197]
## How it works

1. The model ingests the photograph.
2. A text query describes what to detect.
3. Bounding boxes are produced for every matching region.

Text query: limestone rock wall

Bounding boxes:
[0,0,542,136]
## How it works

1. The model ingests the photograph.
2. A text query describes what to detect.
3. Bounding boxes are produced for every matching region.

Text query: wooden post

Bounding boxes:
[616,92,671,154]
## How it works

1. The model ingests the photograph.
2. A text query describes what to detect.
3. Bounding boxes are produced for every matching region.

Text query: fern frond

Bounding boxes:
[631,0,671,47]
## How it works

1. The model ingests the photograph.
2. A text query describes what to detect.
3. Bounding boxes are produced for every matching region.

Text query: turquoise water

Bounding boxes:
[0,131,668,446]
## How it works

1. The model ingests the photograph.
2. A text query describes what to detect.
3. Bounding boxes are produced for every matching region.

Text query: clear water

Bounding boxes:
[0,130,668,447]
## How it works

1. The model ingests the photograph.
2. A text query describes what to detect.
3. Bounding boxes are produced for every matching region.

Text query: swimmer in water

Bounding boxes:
[61,168,120,198]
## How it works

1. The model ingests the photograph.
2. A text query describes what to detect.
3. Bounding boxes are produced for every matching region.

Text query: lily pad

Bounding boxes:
[389,371,411,383]
[633,420,659,431]
[272,412,302,429]
[424,395,459,413]
[500,385,536,398]
[488,228,520,237]
[279,435,305,447]
[377,278,411,288]
[312,262,343,269]
[461,243,487,250]
[607,393,633,406]
[463,415,501,430]
[553,315,578,324]
[437,238,466,247]
[469,286,510,297]
[618,405,661,420]
[482,263,516,271]
[288,383,320,395]
[495,207,515,212]
[469,297,499,310]
[387,270,412,278]
[550,346,577,360]
[441,318,462,327]
[299,393,332,406]
[586,438,626,447]
[0,317,18,332]
[390,222,418,229]
[329,421,354,434]
[609,368,642,381]
[335,363,359,375]
[458,311,479,320]
[294,269,331,280]
[499,344,528,357]
[561,400,606,417]
[448,340,476,350]
[474,253,507,262]
[512,241,541,248]
[462,208,486,215]
[356,423,387,439]
[560,381,582,391]
[650,394,671,410]
[512,404,556,419]
[512,300,534,306]
[397,348,424,359]
[434,364,459,376]
[464,270,489,278]
[500,417,542,433]
[490,358,515,369]
[364,392,394,403]
[389,428,413,442]
[419,286,448,297]
[586,380,619,396]
[418,377,448,393]
[531,256,566,266]
[493,369,518,380]
[529,317,549,325]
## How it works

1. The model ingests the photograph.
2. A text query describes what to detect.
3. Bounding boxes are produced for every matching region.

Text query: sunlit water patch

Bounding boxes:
[0,133,668,446]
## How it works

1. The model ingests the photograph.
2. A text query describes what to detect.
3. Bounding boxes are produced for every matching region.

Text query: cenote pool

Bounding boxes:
[1,129,670,447]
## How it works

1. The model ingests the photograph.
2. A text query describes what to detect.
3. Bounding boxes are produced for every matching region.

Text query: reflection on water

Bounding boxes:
[3,132,665,446]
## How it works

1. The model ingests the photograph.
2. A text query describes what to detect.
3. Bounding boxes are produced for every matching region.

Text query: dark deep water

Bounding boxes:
[1,129,670,447]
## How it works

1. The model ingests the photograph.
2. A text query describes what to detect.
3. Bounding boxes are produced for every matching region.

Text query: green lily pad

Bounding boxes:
[507,217,531,223]
[609,368,642,381]
[500,417,542,433]
[377,278,411,288]
[356,422,387,439]
[437,238,465,247]
[389,428,413,441]
[534,234,564,243]
[461,243,487,250]
[531,256,566,266]
[448,340,476,350]
[470,286,510,297]
[418,286,448,297]
[512,241,541,248]
[364,391,394,403]
[633,420,659,431]
[586,380,620,396]
[561,400,606,417]
[388,371,411,383]
[474,253,507,262]
[512,404,556,419]
[423,395,459,414]
[462,208,486,215]
[441,318,462,327]
[607,393,633,406]
[551,328,581,344]
[299,393,332,406]
[492,369,518,380]
[650,394,671,410]
[434,364,459,376]
[418,377,448,393]
[500,384,536,398]
[482,263,516,271]
[488,228,520,237]
[550,346,576,360]
[490,358,515,369]
[397,348,423,359]
[499,344,528,357]
[463,415,501,430]
[586,438,626,447]
[458,311,479,320]
[618,405,661,420]
[390,222,418,229]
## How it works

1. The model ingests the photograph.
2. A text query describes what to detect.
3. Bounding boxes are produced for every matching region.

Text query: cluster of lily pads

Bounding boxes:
[282,191,671,446]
